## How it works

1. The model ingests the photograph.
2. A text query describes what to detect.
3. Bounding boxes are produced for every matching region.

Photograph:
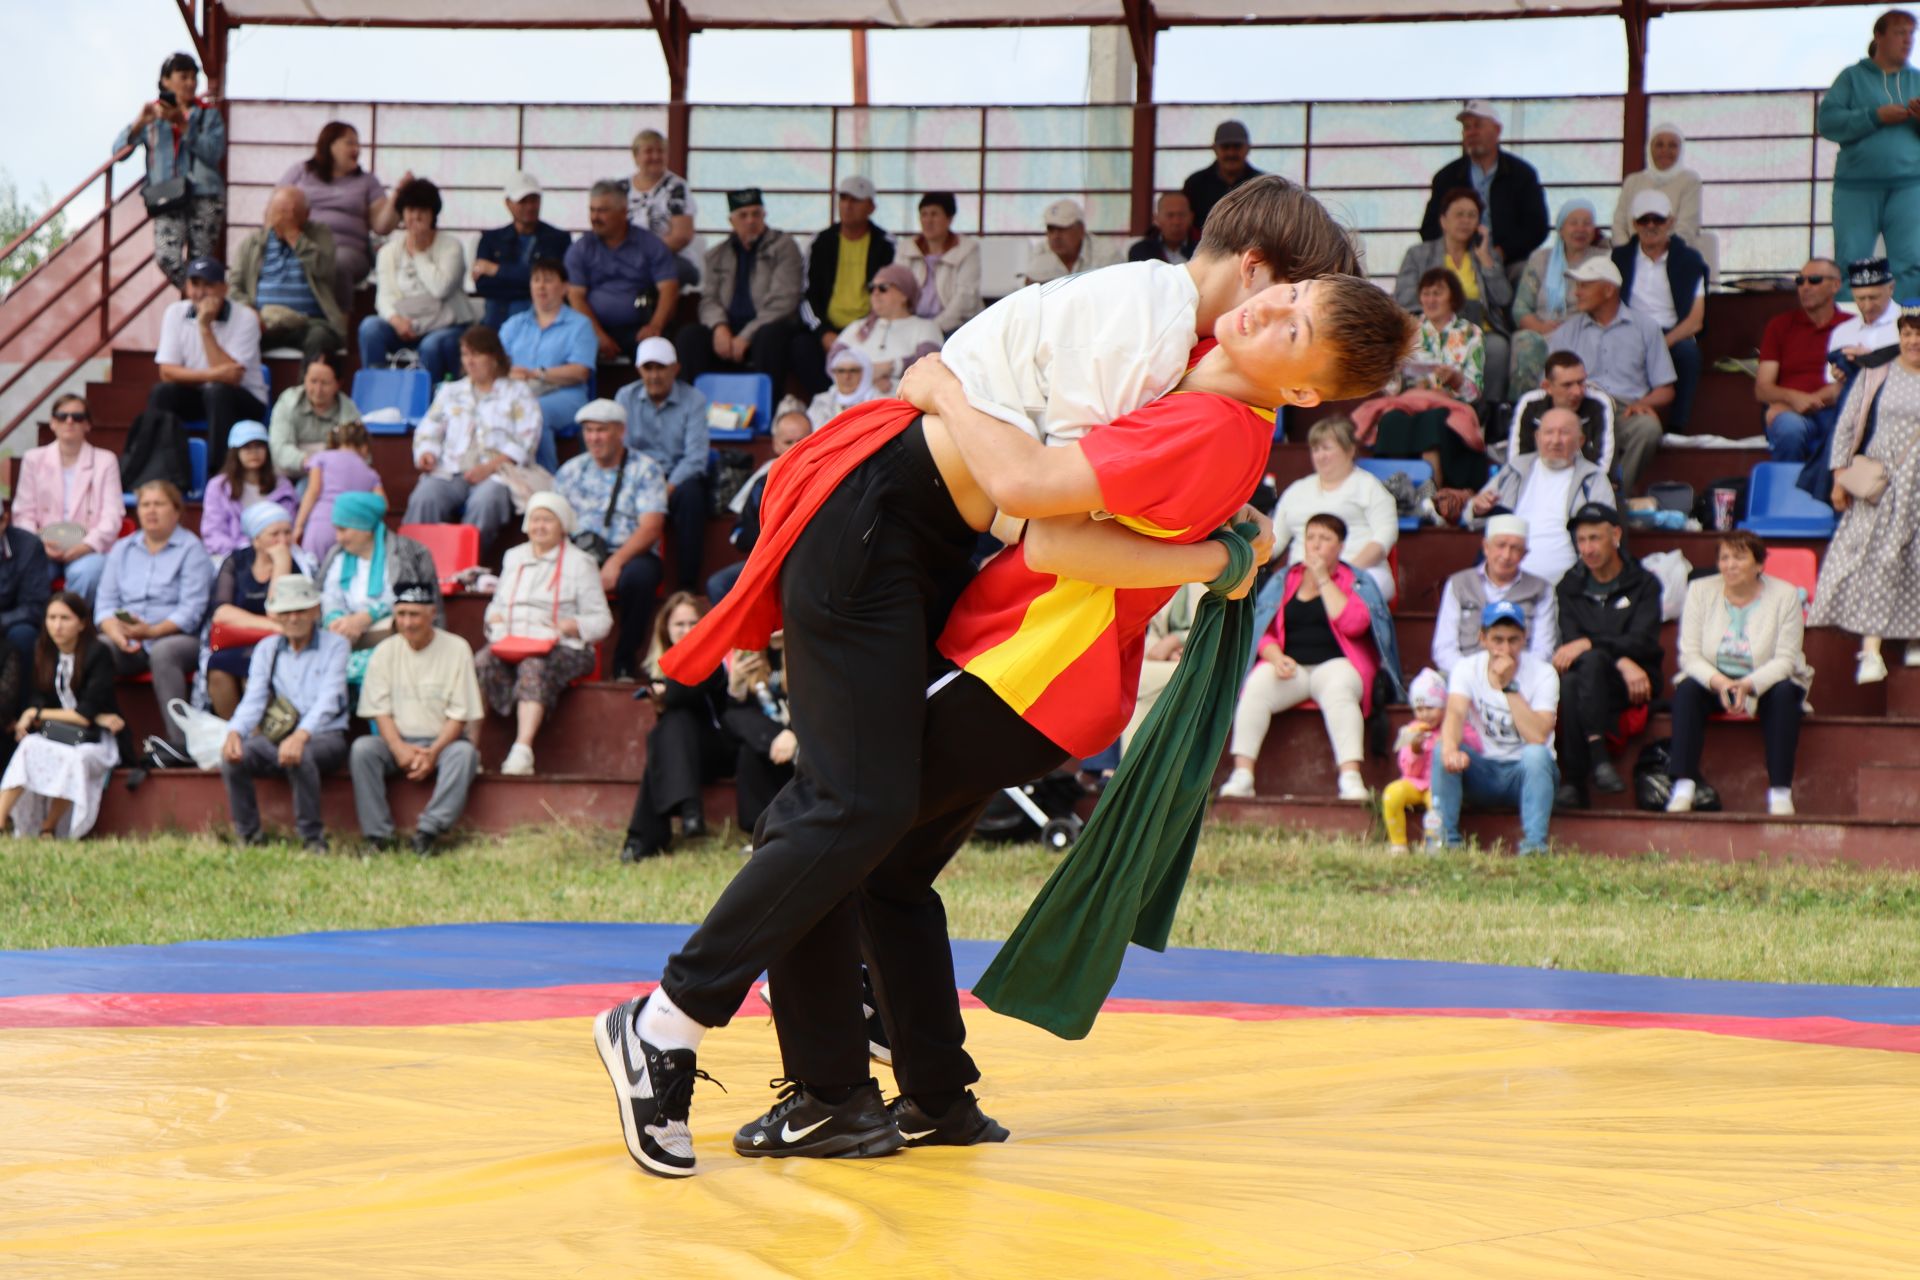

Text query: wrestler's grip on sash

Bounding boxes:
[1224,506,1273,599]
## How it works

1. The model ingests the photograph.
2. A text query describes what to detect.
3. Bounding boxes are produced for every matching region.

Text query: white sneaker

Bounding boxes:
[1857,650,1889,685]
[1217,768,1256,799]
[501,743,535,776]
[1768,789,1796,817]
[1906,641,1920,668]
[1665,779,1697,814]
[1336,771,1369,802]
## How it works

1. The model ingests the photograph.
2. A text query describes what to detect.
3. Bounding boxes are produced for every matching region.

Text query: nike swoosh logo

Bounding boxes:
[620,1016,650,1089]
[780,1117,831,1143]
[902,1128,937,1141]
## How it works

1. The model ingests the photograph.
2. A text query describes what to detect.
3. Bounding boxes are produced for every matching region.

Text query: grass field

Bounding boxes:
[6,823,1920,987]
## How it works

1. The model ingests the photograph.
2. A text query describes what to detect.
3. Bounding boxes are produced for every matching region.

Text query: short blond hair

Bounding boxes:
[1306,415,1358,454]
[631,128,667,154]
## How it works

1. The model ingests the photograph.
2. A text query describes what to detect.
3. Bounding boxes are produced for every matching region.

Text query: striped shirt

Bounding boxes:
[255,233,321,317]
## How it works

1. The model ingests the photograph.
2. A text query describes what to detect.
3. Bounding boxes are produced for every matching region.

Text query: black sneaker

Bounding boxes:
[733,1078,904,1160]
[1555,781,1589,812]
[1591,759,1626,794]
[757,974,893,1066]
[302,835,329,856]
[619,834,661,863]
[410,829,439,857]
[888,1091,1010,1147]
[592,995,719,1178]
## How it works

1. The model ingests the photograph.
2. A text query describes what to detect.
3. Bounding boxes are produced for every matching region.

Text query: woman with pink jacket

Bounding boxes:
[11,395,123,601]
[1218,512,1382,802]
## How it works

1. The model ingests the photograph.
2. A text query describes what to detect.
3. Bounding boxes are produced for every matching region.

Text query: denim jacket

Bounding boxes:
[1248,562,1408,705]
[115,103,226,197]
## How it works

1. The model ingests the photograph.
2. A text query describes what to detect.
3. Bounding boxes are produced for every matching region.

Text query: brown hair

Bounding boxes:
[1544,350,1586,380]
[306,122,357,183]
[50,393,89,418]
[1313,277,1421,402]
[1899,308,1920,335]
[459,324,508,373]
[1717,528,1769,566]
[1305,512,1349,543]
[1871,8,1916,56]
[1438,186,1484,219]
[1196,175,1361,281]
[1417,265,1466,315]
[135,479,184,511]
[327,419,372,452]
[1305,415,1358,453]
[218,430,274,498]
[34,592,97,697]
[646,590,708,679]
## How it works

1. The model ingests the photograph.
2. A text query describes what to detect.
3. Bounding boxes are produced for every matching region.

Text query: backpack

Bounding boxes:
[708,448,758,512]
[119,405,192,494]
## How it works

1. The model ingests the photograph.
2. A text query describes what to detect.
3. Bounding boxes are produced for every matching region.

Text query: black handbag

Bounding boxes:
[570,454,627,565]
[142,174,191,216]
[37,719,100,747]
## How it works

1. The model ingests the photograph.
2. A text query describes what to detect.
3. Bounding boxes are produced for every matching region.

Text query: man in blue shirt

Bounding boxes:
[1549,257,1675,493]
[219,573,352,854]
[500,258,597,472]
[614,337,710,591]
[566,180,681,360]
[96,481,214,750]
[556,399,669,680]
[473,172,574,331]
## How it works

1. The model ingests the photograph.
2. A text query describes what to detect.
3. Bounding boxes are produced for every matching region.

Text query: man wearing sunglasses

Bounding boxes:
[1757,257,1847,469]
[1610,188,1708,433]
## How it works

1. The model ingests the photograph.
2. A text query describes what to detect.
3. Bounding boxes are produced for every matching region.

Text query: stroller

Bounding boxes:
[971,769,1090,851]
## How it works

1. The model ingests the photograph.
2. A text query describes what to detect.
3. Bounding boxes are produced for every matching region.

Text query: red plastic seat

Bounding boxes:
[1766,547,1817,611]
[398,523,481,593]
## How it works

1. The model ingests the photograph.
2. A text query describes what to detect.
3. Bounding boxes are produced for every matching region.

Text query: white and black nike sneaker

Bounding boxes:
[888,1091,1010,1147]
[757,972,894,1066]
[593,995,720,1178]
[732,1078,906,1159]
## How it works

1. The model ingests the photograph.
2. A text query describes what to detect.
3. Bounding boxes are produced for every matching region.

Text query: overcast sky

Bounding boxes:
[11,1,1892,214]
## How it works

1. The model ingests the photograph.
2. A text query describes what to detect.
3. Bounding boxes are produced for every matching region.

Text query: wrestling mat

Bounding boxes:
[4,922,1920,1278]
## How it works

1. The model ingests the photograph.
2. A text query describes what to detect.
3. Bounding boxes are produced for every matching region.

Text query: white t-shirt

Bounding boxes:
[1827,307,1901,383]
[1449,649,1559,763]
[939,259,1198,446]
[155,299,268,401]
[1515,463,1578,585]
[1628,248,1700,330]
[1273,470,1400,567]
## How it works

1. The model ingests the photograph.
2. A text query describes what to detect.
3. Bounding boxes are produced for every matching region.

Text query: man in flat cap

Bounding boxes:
[1182,119,1264,231]
[675,187,805,392]
[1420,101,1549,282]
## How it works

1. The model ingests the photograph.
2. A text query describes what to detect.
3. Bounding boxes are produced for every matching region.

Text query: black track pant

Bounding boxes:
[1667,677,1803,789]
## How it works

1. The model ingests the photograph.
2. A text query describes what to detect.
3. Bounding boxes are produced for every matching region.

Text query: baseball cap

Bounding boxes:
[1565,257,1623,287]
[502,171,541,202]
[226,420,269,449]
[1457,99,1504,127]
[1629,188,1672,223]
[635,336,678,368]
[1567,501,1622,531]
[1481,600,1529,631]
[266,573,322,614]
[1213,119,1250,146]
[184,256,225,283]
[574,397,626,425]
[837,174,876,202]
[1484,514,1530,542]
[1043,198,1087,228]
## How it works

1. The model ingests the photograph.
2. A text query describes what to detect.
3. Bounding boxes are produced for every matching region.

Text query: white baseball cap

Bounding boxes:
[1485,514,1530,542]
[635,336,678,368]
[1043,198,1087,228]
[1629,188,1673,223]
[837,174,876,202]
[1565,256,1623,287]
[502,171,541,202]
[1457,99,1504,128]
[574,397,626,425]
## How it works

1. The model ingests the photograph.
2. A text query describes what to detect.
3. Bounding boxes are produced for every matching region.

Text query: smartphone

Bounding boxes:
[114,610,137,624]
[157,89,178,107]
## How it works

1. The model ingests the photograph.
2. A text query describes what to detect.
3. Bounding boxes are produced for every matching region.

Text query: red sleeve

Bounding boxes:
[1758,314,1788,365]
[1076,392,1269,544]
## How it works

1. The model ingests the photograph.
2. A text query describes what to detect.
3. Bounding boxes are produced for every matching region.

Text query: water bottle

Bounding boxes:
[754,681,783,723]
[1422,807,1442,852]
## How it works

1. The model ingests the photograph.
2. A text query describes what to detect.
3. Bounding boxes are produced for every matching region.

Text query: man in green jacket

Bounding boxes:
[229,186,347,361]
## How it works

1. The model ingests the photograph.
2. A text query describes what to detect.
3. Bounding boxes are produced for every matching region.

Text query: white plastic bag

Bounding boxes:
[166,699,229,771]
[1640,550,1692,623]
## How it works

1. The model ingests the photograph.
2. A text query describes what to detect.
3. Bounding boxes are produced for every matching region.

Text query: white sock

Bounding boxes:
[1768,787,1792,806]
[1668,779,1696,807]
[638,987,708,1052]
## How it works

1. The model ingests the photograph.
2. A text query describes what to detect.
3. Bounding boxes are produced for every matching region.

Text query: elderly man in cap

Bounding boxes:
[1551,501,1665,810]
[676,187,805,389]
[796,174,895,393]
[1019,198,1119,287]
[1433,599,1562,855]
[229,186,346,363]
[1611,188,1708,429]
[1433,514,1558,676]
[1757,257,1850,468]
[1182,120,1264,231]
[1420,100,1550,283]
[147,255,269,476]
[1470,406,1614,584]
[352,580,486,856]
[474,171,573,331]
[500,255,597,472]
[614,336,711,591]
[219,572,352,854]
[556,397,669,680]
[707,399,812,606]
[1547,257,1674,494]
[567,179,682,360]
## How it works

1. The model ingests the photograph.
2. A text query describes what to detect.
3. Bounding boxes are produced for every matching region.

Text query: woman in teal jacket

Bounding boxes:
[1822,10,1920,300]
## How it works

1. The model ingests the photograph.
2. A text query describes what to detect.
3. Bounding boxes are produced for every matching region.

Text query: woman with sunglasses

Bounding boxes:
[834,264,943,395]
[12,396,123,602]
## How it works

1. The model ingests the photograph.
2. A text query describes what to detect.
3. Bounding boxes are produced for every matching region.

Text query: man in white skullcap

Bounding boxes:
[1433,512,1557,675]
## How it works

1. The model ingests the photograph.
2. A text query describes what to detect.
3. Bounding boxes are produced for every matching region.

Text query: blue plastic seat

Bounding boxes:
[695,372,774,442]
[1355,457,1433,532]
[351,368,434,436]
[1738,462,1836,538]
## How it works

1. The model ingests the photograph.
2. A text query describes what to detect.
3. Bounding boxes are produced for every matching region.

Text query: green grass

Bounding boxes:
[5,823,1920,986]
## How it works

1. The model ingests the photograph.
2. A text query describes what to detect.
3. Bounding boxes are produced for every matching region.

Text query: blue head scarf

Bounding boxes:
[331,491,388,604]
[240,501,290,542]
[1543,198,1597,318]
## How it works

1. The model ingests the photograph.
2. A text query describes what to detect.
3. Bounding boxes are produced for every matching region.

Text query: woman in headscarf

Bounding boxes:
[204,502,318,717]
[1511,198,1607,391]
[317,491,442,686]
[806,345,878,428]
[836,264,944,394]
[1612,123,1702,246]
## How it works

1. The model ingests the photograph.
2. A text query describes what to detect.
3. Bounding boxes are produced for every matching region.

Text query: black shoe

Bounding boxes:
[732,1078,904,1160]
[1555,781,1589,812]
[619,834,664,863]
[593,995,720,1178]
[410,829,439,857]
[302,836,329,856]
[366,835,399,854]
[888,1091,1010,1147]
[1590,759,1626,794]
[237,830,268,848]
[678,802,706,840]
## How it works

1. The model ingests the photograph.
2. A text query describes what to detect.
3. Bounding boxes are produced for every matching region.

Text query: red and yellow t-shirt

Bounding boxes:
[936,387,1274,756]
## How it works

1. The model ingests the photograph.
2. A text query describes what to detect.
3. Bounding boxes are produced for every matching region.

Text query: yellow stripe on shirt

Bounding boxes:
[963,577,1118,714]
[1114,513,1189,540]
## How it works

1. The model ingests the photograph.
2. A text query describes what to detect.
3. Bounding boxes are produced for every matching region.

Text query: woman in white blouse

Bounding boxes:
[1271,416,1400,602]
[403,325,543,559]
[356,178,477,385]
[836,264,944,394]
[893,192,983,336]
[475,492,612,776]
[1612,123,1702,247]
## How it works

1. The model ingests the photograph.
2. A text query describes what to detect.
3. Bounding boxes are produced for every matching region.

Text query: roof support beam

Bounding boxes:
[174,0,212,73]
[1123,0,1158,237]
[1622,0,1651,180]
[648,0,694,175]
